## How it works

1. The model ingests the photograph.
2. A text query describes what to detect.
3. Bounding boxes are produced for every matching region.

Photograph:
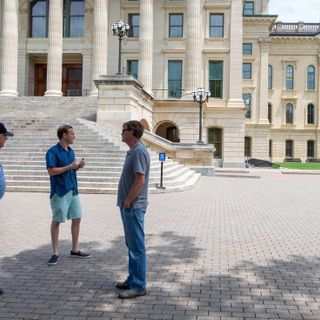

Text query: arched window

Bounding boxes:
[30,0,48,38]
[64,0,85,37]
[307,103,315,124]
[286,103,293,124]
[307,65,315,90]
[208,128,223,158]
[268,103,272,124]
[286,65,294,90]
[155,122,180,142]
[268,65,272,89]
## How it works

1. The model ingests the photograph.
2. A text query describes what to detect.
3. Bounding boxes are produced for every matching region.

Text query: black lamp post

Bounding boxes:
[192,87,211,144]
[111,20,130,75]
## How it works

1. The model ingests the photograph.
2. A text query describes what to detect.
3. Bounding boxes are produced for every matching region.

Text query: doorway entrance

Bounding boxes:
[34,64,83,96]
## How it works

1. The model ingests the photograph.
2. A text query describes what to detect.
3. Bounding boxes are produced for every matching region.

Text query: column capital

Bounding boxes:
[258,37,272,51]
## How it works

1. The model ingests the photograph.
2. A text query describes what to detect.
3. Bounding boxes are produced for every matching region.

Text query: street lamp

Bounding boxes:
[192,87,211,144]
[111,20,130,75]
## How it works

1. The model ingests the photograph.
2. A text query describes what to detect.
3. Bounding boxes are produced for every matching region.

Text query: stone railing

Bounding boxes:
[142,130,216,176]
[271,22,320,35]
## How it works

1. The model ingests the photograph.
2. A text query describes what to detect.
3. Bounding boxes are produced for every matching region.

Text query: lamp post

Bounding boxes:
[111,20,130,75]
[192,88,211,144]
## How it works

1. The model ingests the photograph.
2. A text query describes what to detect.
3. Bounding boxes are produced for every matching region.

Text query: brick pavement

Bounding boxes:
[1,171,320,319]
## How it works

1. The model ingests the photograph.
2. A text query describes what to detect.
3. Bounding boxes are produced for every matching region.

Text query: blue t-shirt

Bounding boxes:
[117,142,150,209]
[46,143,78,199]
[0,163,6,200]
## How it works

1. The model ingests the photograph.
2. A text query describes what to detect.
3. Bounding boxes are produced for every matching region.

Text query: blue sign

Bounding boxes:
[159,152,166,161]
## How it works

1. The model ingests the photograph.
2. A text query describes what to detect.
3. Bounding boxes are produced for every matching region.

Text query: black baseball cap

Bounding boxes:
[0,122,14,137]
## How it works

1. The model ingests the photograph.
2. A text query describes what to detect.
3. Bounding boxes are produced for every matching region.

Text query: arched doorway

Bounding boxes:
[155,122,180,142]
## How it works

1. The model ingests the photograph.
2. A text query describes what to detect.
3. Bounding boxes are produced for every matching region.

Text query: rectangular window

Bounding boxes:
[243,63,252,79]
[243,93,251,118]
[307,140,315,158]
[64,0,85,37]
[209,14,224,38]
[127,60,138,79]
[285,140,293,158]
[209,61,223,98]
[245,137,252,157]
[208,128,222,158]
[243,43,252,55]
[30,0,48,37]
[243,1,254,15]
[169,13,183,37]
[128,14,140,37]
[168,60,183,98]
[269,140,272,158]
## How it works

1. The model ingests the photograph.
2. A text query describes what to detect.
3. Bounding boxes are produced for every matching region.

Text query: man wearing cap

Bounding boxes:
[0,122,14,295]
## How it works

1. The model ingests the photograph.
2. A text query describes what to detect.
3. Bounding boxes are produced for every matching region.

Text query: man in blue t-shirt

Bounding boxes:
[0,122,14,296]
[116,120,150,299]
[45,125,90,266]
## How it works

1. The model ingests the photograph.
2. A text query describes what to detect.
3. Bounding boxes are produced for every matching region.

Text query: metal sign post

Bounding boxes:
[156,152,166,189]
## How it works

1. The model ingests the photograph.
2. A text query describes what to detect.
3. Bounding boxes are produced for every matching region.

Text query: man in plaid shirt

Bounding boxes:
[0,122,14,295]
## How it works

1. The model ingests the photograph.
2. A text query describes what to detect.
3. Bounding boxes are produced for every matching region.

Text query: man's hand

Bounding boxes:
[77,159,85,169]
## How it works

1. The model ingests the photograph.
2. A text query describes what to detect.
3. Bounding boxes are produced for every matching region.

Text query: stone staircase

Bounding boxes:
[0,103,200,193]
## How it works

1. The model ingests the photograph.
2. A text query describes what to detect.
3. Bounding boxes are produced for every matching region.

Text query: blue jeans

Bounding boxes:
[120,207,147,291]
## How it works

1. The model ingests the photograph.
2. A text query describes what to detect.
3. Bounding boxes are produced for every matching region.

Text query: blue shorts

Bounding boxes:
[50,191,82,223]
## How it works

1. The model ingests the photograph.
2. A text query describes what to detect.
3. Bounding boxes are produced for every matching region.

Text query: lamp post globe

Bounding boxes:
[192,87,211,144]
[111,20,130,75]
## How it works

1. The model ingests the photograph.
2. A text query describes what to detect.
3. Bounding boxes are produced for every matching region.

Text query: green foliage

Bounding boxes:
[275,162,320,170]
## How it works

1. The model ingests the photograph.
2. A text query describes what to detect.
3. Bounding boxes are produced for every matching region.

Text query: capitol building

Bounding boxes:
[0,0,319,167]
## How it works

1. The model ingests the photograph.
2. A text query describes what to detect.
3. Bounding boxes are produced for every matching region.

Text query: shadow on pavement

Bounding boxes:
[0,233,319,319]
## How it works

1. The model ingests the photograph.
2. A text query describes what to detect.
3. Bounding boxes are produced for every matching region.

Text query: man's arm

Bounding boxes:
[47,160,83,176]
[124,173,145,208]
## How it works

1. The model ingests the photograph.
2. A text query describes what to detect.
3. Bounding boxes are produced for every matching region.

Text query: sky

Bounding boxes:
[268,0,320,22]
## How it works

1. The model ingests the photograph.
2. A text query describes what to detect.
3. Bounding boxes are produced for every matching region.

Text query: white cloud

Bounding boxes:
[269,0,320,22]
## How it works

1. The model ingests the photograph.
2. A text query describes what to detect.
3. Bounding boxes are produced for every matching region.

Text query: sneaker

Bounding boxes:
[118,289,147,299]
[0,288,4,295]
[70,250,91,258]
[48,255,59,266]
[115,281,130,290]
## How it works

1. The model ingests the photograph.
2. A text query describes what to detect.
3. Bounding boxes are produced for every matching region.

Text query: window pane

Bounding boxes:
[127,60,138,79]
[170,27,183,37]
[286,104,293,124]
[208,128,222,158]
[243,93,251,118]
[210,14,224,38]
[243,63,252,79]
[268,103,272,123]
[209,61,223,98]
[286,65,294,90]
[307,141,314,158]
[68,68,82,81]
[128,14,140,37]
[70,17,84,37]
[286,140,293,157]
[244,2,254,15]
[243,43,252,55]
[268,65,272,89]
[245,137,251,157]
[307,104,314,124]
[32,1,46,16]
[168,61,182,98]
[170,14,183,26]
[70,1,85,15]
[32,17,47,37]
[307,66,315,90]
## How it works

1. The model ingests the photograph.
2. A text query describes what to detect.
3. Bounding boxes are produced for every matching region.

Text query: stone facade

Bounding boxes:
[0,0,319,166]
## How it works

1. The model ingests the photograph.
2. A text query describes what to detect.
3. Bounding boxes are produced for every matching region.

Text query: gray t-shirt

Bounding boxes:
[117,142,150,209]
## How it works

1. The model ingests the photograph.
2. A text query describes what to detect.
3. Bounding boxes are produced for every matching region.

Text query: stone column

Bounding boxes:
[139,0,153,94]
[90,0,108,96]
[45,0,63,96]
[258,38,271,124]
[184,0,201,94]
[227,0,243,107]
[0,0,19,96]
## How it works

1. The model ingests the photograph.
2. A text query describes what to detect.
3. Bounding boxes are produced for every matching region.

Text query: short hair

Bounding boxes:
[124,121,144,139]
[57,125,73,140]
